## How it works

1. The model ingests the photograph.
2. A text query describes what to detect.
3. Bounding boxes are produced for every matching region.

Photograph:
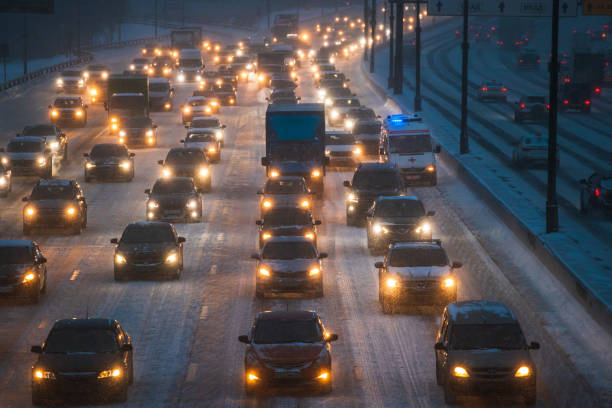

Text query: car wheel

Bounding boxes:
[245,382,258,396]
[72,224,81,235]
[128,357,134,385]
[443,380,457,405]
[172,268,181,280]
[255,288,264,299]
[381,293,393,314]
[523,387,536,406]
[430,175,437,186]
[314,284,324,298]
[40,271,47,293]
[320,381,332,394]
[115,383,128,403]
[84,171,91,182]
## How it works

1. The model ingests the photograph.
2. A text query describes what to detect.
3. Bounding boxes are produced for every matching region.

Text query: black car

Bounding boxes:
[514,96,548,123]
[117,116,158,147]
[158,147,211,191]
[258,176,312,215]
[22,179,87,235]
[111,222,185,280]
[1,136,53,178]
[580,172,612,214]
[31,318,134,404]
[20,124,68,163]
[351,119,382,155]
[366,196,435,253]
[145,177,203,222]
[518,48,540,69]
[435,301,539,405]
[0,163,12,197]
[83,143,135,182]
[251,236,327,298]
[0,240,47,303]
[343,163,405,226]
[48,96,88,127]
[211,83,236,105]
[559,83,591,113]
[266,160,326,196]
[238,311,338,395]
[256,206,321,248]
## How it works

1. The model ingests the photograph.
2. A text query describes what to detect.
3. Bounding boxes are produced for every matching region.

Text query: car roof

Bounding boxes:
[0,239,34,247]
[36,179,73,187]
[356,162,397,171]
[390,240,443,250]
[377,195,420,202]
[92,143,126,149]
[256,310,317,320]
[192,116,220,122]
[188,96,205,101]
[446,300,518,325]
[52,318,117,330]
[154,176,193,183]
[264,235,313,244]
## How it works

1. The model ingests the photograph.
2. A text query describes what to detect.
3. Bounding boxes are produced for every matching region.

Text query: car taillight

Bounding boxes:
[520,59,524,63]
[585,100,591,105]
[564,78,570,83]
[537,59,541,63]
[482,87,487,91]
[563,100,569,104]
[595,188,600,196]
[546,104,550,109]
[595,87,600,93]
[520,103,526,109]
[501,88,507,92]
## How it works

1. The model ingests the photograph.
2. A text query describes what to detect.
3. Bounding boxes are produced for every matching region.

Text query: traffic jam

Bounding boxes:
[0,2,608,407]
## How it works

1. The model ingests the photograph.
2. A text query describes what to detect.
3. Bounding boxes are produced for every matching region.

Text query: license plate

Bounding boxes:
[274,370,301,379]
[404,175,420,180]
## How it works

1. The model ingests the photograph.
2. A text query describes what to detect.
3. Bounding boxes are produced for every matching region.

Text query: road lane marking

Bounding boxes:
[216,233,224,242]
[209,264,217,275]
[199,305,208,320]
[186,363,198,383]
[69,269,80,281]
[353,363,363,381]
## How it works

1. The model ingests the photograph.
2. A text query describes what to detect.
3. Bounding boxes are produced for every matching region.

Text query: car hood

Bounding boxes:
[166,163,198,172]
[387,265,451,279]
[449,349,532,369]
[263,193,304,204]
[354,188,401,197]
[29,199,75,210]
[261,259,318,272]
[327,145,353,152]
[374,216,422,226]
[253,343,324,364]
[184,141,216,150]
[40,352,121,374]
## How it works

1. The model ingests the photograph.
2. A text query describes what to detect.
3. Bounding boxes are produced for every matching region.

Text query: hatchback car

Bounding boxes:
[111,222,185,280]
[83,143,135,182]
[238,311,338,394]
[256,206,321,248]
[0,240,47,303]
[158,147,211,191]
[435,301,539,405]
[251,236,327,298]
[257,176,312,215]
[31,318,133,404]
[145,177,203,222]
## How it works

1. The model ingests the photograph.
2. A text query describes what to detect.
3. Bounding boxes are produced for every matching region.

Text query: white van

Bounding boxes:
[381,114,440,186]
[177,49,203,82]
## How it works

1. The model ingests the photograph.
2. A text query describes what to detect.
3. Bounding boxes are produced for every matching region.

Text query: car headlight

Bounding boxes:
[25,206,36,216]
[247,371,260,382]
[311,169,321,178]
[515,366,531,377]
[51,109,59,117]
[65,206,77,216]
[178,73,185,82]
[258,74,265,83]
[373,224,383,234]
[183,106,191,114]
[186,199,198,209]
[259,267,270,277]
[269,170,279,178]
[146,129,154,137]
[316,371,330,381]
[415,222,431,234]
[325,98,332,106]
[205,106,212,113]
[148,68,154,75]
[75,109,83,117]
[386,277,398,288]
[120,161,130,169]
[130,64,136,70]
[317,89,325,97]
[115,254,126,264]
[90,88,98,97]
[198,167,209,177]
[148,201,159,209]
[208,146,216,153]
[426,165,435,172]
[119,130,126,137]
[101,71,108,79]
[262,232,272,240]
[112,123,119,131]
[352,147,362,155]
[23,272,36,282]
[325,149,330,155]
[34,369,56,380]
[162,168,172,178]
[309,267,320,276]
[442,277,455,288]
[304,232,315,240]
[215,130,223,140]
[37,157,47,166]
[164,102,171,109]
[453,366,469,377]
[347,193,358,202]
[98,368,122,379]
[85,162,95,169]
[165,252,178,263]
[211,101,218,106]
[0,176,6,186]
[345,119,354,129]
[246,63,253,70]
[300,199,310,208]
[330,110,339,119]
[1,157,8,165]
[262,200,272,208]
[56,78,63,86]
[49,141,59,150]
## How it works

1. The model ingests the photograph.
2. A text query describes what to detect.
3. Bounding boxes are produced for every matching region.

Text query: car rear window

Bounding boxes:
[45,328,118,353]
[0,246,32,264]
[450,324,526,350]
[389,247,448,267]
[253,319,321,344]
[262,241,317,259]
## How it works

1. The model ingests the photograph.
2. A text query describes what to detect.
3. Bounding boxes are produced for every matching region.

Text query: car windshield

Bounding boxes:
[253,319,321,344]
[451,324,526,350]
[30,185,74,200]
[262,241,317,259]
[348,109,376,119]
[353,122,381,134]
[525,96,545,103]
[334,99,359,107]
[0,246,32,264]
[121,225,175,243]
[166,150,205,164]
[215,84,234,92]
[376,200,425,217]
[62,70,81,77]
[388,134,432,153]
[265,179,306,194]
[389,247,449,267]
[352,170,400,189]
[179,59,201,67]
[133,58,148,64]
[152,179,194,194]
[325,133,355,145]
[266,210,311,226]
[7,141,42,153]
[22,125,55,136]
[44,328,118,353]
[271,80,295,88]
[327,87,352,97]
[123,117,152,128]
[189,99,206,106]
[186,133,215,142]
[150,82,169,91]
[90,144,128,158]
[54,99,81,108]
[191,119,220,128]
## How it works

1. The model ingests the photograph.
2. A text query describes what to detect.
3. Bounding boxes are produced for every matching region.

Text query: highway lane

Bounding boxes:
[0,28,604,408]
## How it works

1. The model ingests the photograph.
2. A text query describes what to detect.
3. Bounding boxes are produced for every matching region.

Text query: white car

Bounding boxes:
[511,133,558,167]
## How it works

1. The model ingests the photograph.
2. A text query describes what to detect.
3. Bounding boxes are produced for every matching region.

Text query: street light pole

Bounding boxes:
[414,0,422,111]
[546,0,560,233]
[154,0,158,39]
[387,1,394,88]
[459,0,469,154]
[393,0,403,94]
[364,0,369,62]
[23,13,28,75]
[370,0,376,73]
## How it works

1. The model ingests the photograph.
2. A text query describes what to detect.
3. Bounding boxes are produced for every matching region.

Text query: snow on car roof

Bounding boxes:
[447,300,517,324]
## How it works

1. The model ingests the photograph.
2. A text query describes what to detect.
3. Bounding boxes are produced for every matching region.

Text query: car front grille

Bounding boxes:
[271,270,308,279]
[470,367,514,380]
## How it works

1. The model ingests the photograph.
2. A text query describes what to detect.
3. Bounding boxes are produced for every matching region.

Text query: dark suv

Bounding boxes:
[0,240,47,303]
[111,222,185,280]
[343,163,405,226]
[238,311,338,395]
[158,147,211,191]
[0,136,53,178]
[145,177,203,222]
[31,318,133,404]
[514,96,549,123]
[366,196,435,253]
[434,301,539,405]
[22,179,87,235]
[84,143,135,182]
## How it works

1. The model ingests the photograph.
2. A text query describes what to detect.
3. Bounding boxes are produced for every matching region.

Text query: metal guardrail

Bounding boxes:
[0,34,169,92]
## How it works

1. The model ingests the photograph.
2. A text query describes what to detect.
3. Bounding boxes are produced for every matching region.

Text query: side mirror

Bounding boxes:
[379,147,385,155]
[255,220,263,225]
[38,256,47,264]
[129,153,135,158]
[144,189,151,195]
[22,196,29,202]
[184,125,189,129]
[83,153,89,157]
[152,124,158,129]
[180,139,185,143]
[256,189,263,194]
[529,341,540,350]
[434,145,441,153]
[343,180,351,187]
[120,344,133,352]
[48,105,52,109]
[251,253,260,260]
[451,261,463,269]
[434,342,447,351]
[319,252,328,259]
[177,237,186,243]
[314,220,322,225]
[374,261,384,268]
[326,333,339,342]
[427,211,435,217]
[158,160,164,165]
[31,345,42,354]
[222,124,227,128]
[238,335,249,343]
[579,179,587,185]
[261,157,269,166]
[110,238,118,244]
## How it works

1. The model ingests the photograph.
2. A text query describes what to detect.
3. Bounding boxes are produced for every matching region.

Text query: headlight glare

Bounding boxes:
[309,267,320,276]
[115,254,126,264]
[165,253,178,263]
[386,277,398,288]
[453,366,469,377]
[515,366,531,377]
[259,267,270,277]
